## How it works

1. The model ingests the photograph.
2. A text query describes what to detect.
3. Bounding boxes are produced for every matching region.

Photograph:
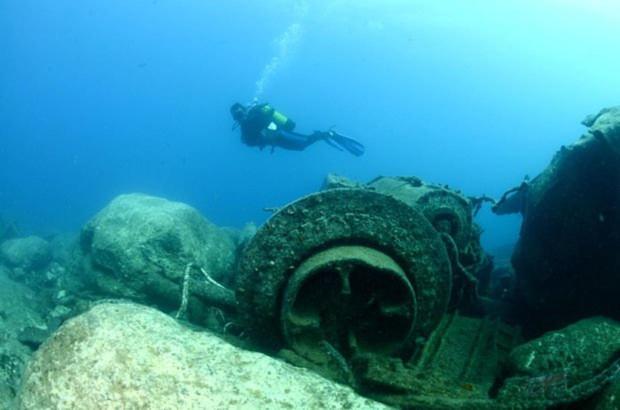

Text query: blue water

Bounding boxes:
[1,1,619,250]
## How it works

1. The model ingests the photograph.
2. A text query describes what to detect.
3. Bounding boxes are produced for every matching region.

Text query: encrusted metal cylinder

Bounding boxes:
[507,107,620,332]
[235,189,452,363]
[366,176,492,299]
[281,245,418,365]
[367,176,473,250]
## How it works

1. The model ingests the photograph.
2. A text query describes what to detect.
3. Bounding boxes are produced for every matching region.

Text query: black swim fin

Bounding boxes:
[324,130,365,156]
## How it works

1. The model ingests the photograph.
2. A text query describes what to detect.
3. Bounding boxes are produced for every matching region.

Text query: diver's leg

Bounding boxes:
[273,130,321,151]
[272,129,365,156]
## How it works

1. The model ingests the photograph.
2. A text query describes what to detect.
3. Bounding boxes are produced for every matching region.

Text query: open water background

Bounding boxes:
[2,1,620,249]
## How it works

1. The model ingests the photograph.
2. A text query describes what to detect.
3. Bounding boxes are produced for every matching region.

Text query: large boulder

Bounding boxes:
[17,302,390,410]
[0,236,52,271]
[497,317,620,408]
[80,194,237,318]
[506,317,620,383]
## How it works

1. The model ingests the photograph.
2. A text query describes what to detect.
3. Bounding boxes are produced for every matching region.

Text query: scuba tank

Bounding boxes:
[260,104,296,131]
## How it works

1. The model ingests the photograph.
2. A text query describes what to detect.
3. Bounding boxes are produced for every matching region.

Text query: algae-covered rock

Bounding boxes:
[508,317,620,380]
[0,236,51,271]
[17,302,390,410]
[80,194,237,314]
[0,215,18,243]
[582,106,620,152]
[589,378,620,409]
[497,317,620,407]
[0,267,47,409]
[48,232,79,266]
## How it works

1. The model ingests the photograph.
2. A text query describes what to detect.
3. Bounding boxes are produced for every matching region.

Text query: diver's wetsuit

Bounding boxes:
[268,130,325,151]
[238,104,310,150]
[232,102,364,156]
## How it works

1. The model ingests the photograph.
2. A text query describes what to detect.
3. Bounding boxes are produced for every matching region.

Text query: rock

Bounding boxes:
[48,305,72,321]
[581,106,620,152]
[44,305,73,334]
[589,378,620,409]
[0,352,25,409]
[237,222,258,247]
[508,317,620,380]
[17,302,390,410]
[0,267,46,409]
[17,326,51,350]
[48,232,79,266]
[221,222,257,250]
[80,194,238,317]
[0,215,18,243]
[496,317,620,407]
[0,236,52,271]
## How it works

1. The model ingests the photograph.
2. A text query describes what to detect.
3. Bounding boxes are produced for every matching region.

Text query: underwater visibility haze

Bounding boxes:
[2,0,619,248]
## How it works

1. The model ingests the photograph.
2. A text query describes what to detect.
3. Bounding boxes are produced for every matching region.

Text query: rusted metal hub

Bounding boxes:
[281,246,417,364]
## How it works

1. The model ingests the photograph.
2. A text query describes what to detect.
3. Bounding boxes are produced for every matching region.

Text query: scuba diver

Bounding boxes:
[230,102,365,156]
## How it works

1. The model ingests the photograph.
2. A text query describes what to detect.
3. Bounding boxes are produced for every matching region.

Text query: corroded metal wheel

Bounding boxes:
[236,189,452,364]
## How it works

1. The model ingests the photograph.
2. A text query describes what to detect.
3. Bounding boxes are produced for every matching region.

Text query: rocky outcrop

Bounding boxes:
[79,194,238,321]
[582,106,620,151]
[589,376,620,409]
[0,268,47,409]
[507,317,620,381]
[18,302,389,410]
[497,317,620,408]
[0,236,51,271]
